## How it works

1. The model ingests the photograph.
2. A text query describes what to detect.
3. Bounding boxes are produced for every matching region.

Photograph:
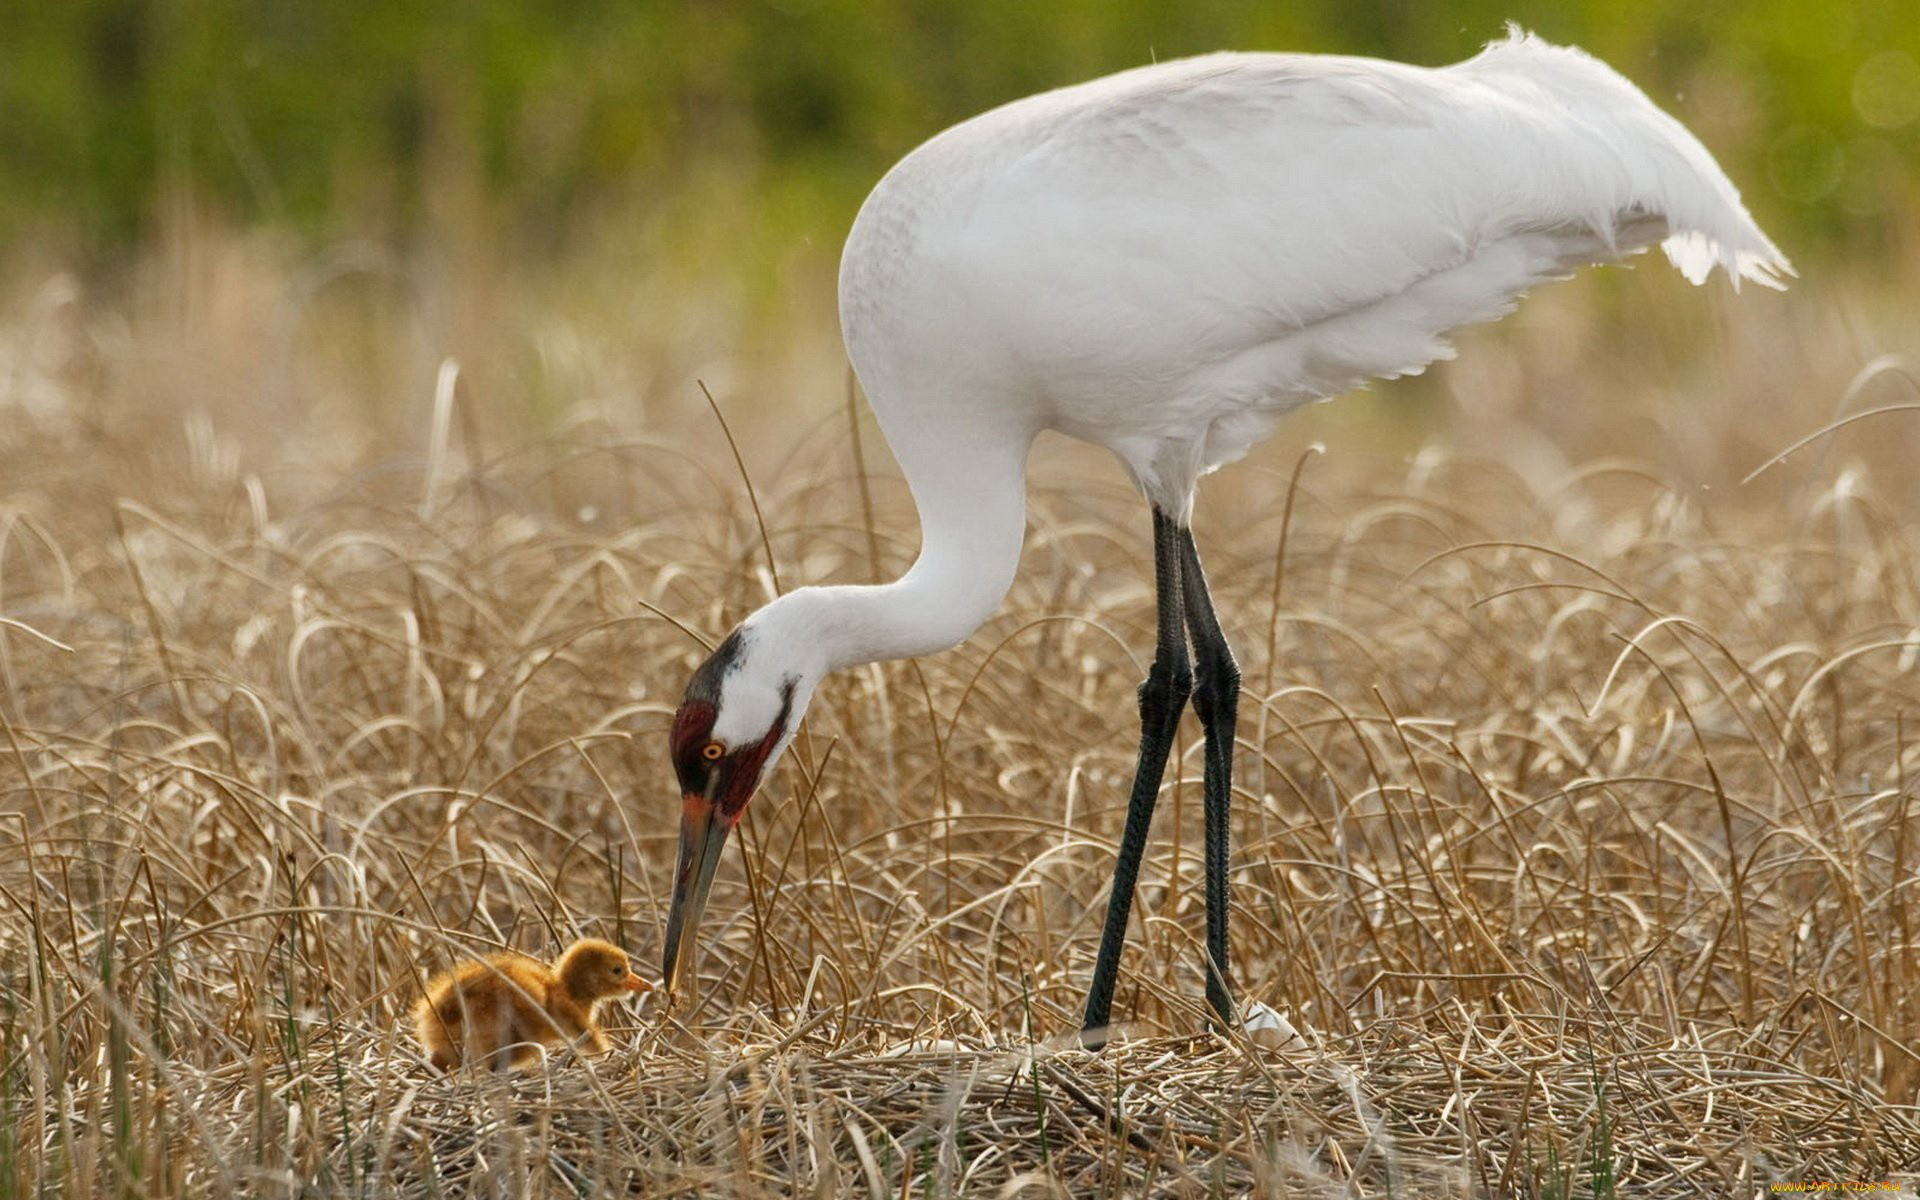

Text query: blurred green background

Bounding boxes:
[4,0,1915,269]
[2,0,1915,490]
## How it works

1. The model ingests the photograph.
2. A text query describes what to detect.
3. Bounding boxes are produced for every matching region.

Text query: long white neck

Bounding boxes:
[743,408,1035,677]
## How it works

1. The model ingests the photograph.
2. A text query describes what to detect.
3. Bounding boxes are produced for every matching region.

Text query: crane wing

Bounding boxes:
[934,31,1785,411]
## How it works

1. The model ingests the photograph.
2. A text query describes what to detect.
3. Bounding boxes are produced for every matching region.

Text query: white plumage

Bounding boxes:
[841,27,1787,516]
[659,29,1788,1030]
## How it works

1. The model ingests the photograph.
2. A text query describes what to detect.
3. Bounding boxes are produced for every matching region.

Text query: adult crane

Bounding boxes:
[659,29,1789,1038]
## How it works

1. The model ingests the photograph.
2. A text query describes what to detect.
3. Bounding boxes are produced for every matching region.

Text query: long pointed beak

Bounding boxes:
[624,971,652,994]
[661,792,731,996]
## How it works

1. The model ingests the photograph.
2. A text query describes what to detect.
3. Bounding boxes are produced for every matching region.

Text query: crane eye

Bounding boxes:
[700,741,725,762]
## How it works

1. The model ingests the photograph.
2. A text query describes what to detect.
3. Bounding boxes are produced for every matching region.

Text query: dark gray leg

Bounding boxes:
[1178,528,1239,1029]
[1082,508,1190,1042]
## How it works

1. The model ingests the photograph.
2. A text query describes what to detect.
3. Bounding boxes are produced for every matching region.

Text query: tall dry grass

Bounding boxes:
[2,231,1920,1196]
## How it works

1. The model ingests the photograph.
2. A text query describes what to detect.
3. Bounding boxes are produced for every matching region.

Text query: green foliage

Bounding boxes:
[0,2,1913,266]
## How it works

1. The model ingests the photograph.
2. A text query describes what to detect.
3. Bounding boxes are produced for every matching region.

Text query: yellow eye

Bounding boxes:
[701,741,725,761]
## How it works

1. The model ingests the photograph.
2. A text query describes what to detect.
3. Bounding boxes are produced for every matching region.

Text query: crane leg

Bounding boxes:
[1178,528,1239,1030]
[1081,507,1190,1043]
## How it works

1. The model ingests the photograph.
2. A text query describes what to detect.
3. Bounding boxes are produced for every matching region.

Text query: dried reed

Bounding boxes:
[2,254,1918,1196]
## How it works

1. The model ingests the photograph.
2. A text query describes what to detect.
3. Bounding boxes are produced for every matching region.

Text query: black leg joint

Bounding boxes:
[1189,656,1239,728]
[1138,658,1193,725]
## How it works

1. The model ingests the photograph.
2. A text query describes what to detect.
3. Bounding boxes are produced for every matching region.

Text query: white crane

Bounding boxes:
[658,28,1789,1039]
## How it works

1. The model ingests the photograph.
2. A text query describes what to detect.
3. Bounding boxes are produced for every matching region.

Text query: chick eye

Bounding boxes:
[700,741,725,762]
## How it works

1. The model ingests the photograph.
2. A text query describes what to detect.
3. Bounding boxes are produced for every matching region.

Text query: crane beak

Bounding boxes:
[624,971,653,994]
[662,792,730,996]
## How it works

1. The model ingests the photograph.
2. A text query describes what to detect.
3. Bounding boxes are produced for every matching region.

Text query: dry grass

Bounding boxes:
[3,240,1920,1197]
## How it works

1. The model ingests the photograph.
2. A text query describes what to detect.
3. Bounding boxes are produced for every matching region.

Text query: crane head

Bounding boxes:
[660,628,801,998]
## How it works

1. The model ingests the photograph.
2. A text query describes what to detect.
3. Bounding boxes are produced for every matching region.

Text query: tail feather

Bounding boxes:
[1663,228,1793,291]
[1469,27,1792,291]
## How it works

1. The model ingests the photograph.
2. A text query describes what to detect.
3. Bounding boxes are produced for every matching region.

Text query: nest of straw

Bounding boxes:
[162,1015,1916,1196]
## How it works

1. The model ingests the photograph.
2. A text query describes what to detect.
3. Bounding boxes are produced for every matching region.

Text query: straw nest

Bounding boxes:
[202,1013,1914,1196]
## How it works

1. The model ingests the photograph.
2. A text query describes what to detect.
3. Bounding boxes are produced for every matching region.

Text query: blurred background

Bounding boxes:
[2,0,1916,485]
[7,1,1916,256]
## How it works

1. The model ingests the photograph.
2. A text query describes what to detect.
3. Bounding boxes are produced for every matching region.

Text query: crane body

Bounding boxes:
[660,29,1789,1039]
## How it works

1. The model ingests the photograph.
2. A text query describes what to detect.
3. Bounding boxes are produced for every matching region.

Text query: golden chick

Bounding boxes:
[413,938,652,1071]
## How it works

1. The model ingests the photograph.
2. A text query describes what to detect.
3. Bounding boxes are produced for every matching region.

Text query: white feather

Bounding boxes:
[1241,1000,1304,1049]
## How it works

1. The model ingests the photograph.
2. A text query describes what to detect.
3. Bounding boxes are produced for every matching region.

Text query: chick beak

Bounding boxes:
[662,791,730,997]
[624,971,652,995]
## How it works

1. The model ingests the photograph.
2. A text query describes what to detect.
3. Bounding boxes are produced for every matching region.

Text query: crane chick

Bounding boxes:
[414,938,652,1071]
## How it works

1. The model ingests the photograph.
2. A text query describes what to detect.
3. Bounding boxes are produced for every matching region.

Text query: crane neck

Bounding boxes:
[741,416,1035,678]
